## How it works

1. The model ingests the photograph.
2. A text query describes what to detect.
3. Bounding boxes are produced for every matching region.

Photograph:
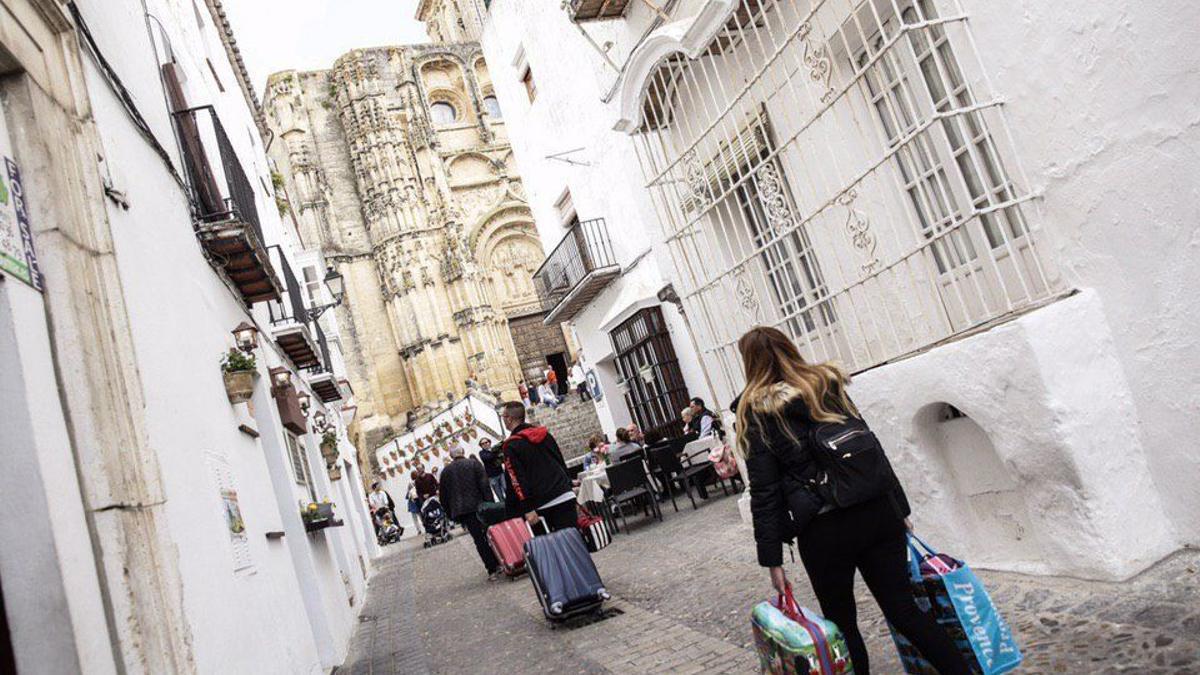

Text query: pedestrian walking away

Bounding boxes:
[477,437,506,502]
[438,447,501,579]
[736,326,970,675]
[498,400,577,533]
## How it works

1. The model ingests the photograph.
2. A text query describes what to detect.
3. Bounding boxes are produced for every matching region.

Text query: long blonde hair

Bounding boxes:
[734,326,858,456]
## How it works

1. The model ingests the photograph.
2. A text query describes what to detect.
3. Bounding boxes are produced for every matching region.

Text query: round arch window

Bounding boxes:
[482,95,502,119]
[429,101,458,125]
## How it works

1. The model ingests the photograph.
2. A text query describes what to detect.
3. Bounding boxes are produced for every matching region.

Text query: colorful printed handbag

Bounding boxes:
[889,534,1022,675]
[751,584,854,674]
[708,443,739,479]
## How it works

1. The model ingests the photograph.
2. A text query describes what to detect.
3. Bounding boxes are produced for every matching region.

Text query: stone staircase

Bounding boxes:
[526,394,603,462]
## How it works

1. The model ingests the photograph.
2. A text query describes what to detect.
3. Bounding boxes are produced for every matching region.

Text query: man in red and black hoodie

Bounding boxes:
[499,401,577,533]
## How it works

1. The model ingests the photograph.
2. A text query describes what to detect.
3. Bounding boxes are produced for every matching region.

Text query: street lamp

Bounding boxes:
[232,322,259,353]
[306,266,345,321]
[297,390,311,415]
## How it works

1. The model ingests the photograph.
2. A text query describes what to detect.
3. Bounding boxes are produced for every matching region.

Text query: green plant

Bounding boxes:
[220,348,257,374]
[321,430,337,447]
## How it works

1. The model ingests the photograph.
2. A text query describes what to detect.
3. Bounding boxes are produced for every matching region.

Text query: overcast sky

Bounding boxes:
[223,0,430,95]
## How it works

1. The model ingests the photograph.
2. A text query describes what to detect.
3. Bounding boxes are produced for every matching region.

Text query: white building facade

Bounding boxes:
[480,0,1200,580]
[478,1,719,444]
[0,0,378,672]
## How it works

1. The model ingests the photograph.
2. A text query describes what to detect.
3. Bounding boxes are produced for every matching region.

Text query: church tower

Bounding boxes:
[264,9,571,459]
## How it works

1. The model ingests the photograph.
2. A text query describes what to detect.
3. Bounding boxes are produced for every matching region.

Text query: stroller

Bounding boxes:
[373,508,403,546]
[420,496,452,548]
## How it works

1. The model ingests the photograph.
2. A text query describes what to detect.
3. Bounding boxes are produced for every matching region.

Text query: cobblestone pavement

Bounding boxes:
[343,495,1200,674]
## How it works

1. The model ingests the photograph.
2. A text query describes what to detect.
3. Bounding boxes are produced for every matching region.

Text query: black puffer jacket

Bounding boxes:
[739,383,910,568]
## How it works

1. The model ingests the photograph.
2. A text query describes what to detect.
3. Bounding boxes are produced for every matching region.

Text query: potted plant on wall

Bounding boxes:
[320,430,338,466]
[220,348,258,404]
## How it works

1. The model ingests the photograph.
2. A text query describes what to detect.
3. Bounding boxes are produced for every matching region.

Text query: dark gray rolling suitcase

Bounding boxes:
[524,528,610,621]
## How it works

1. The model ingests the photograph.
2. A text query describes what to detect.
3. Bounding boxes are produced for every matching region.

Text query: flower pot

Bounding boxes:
[223,370,257,404]
[328,464,342,481]
[320,442,338,465]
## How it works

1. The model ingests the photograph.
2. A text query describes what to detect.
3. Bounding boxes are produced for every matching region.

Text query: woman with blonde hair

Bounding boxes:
[736,326,968,674]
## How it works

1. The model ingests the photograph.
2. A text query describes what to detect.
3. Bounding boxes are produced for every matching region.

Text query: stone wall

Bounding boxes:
[507,311,569,384]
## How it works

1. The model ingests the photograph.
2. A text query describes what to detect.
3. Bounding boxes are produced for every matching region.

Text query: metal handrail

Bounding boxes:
[532,218,618,314]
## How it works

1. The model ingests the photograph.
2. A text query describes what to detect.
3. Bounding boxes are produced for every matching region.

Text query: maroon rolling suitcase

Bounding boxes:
[487,517,532,577]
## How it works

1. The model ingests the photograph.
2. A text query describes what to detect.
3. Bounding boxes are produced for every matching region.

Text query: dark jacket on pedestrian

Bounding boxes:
[738,383,910,568]
[478,445,505,479]
[502,424,571,516]
[413,472,439,501]
[438,456,494,520]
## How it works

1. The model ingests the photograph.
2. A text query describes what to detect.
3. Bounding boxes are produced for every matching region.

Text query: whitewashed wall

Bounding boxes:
[0,0,379,671]
[482,0,1199,577]
[480,0,718,439]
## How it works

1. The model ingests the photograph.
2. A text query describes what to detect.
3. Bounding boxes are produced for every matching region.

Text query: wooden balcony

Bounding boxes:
[533,218,621,325]
[569,0,634,21]
[172,105,280,305]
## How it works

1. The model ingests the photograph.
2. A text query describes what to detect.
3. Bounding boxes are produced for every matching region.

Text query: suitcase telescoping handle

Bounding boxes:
[525,516,550,538]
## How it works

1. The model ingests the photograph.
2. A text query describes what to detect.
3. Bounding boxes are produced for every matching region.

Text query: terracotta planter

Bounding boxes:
[328,464,342,481]
[223,370,257,404]
[320,441,338,465]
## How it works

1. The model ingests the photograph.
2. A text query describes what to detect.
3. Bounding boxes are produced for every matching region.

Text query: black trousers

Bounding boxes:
[797,498,970,675]
[536,500,577,533]
[459,511,499,574]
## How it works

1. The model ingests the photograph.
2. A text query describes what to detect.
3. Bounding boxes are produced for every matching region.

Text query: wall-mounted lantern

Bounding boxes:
[312,409,329,433]
[269,367,292,388]
[232,321,259,353]
[306,267,346,320]
[297,390,311,416]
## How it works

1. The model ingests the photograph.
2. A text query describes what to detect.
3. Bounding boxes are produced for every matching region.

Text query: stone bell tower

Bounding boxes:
[265,26,572,458]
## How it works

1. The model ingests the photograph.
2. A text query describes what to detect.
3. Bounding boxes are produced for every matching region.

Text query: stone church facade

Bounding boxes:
[264,39,568,451]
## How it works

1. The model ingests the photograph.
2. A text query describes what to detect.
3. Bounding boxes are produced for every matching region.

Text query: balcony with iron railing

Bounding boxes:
[533,218,621,324]
[171,105,280,304]
[266,246,322,371]
[305,319,343,403]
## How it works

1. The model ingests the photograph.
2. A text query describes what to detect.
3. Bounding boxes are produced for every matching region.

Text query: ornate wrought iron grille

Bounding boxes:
[628,0,1059,405]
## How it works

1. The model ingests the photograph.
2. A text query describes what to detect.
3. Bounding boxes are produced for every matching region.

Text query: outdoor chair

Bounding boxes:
[603,457,662,533]
[646,444,699,512]
[566,461,586,481]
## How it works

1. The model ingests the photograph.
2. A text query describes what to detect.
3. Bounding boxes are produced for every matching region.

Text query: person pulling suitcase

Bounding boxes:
[498,400,608,621]
[498,401,576,532]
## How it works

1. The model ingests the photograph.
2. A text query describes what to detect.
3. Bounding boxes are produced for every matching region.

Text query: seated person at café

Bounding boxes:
[582,434,608,470]
[686,397,719,437]
[608,427,642,463]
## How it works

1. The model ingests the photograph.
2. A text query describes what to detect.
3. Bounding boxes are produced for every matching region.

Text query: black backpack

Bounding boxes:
[806,418,896,509]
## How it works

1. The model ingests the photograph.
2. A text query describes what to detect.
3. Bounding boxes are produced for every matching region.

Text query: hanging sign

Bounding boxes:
[0,111,42,290]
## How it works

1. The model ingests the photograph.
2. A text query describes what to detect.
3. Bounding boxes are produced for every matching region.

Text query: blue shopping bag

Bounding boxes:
[890,534,1022,675]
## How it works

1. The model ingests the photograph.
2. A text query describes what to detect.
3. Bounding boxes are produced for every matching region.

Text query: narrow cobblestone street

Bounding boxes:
[338,495,1200,675]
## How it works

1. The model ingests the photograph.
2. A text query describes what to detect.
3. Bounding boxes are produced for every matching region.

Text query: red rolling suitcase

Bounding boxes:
[487,517,532,577]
